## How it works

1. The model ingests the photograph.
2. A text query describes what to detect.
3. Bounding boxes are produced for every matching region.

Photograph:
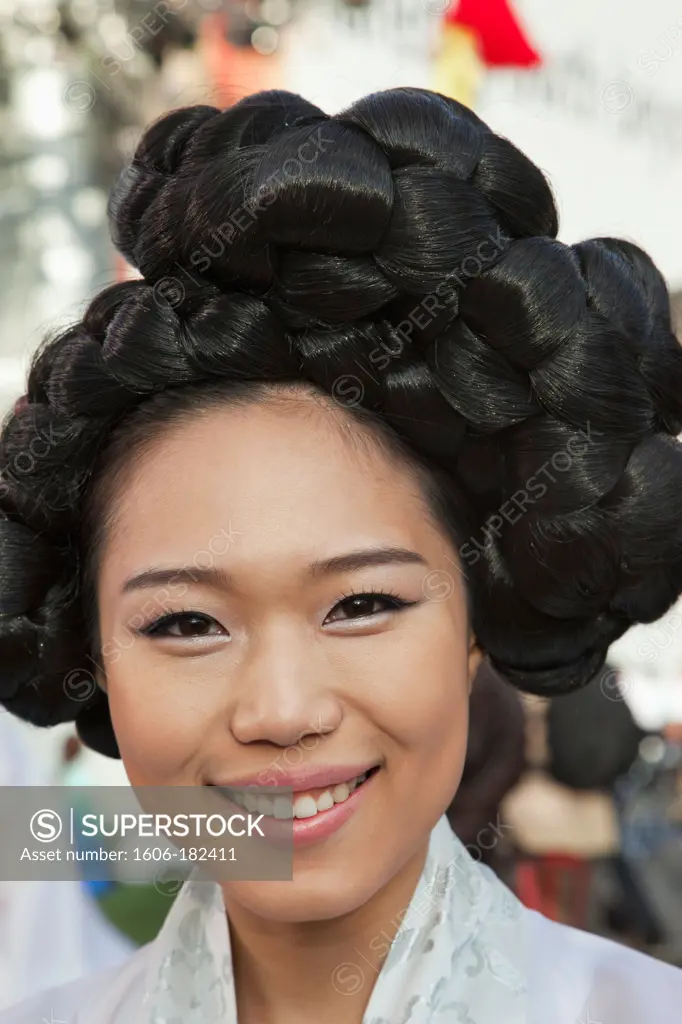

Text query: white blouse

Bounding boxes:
[1,816,680,1023]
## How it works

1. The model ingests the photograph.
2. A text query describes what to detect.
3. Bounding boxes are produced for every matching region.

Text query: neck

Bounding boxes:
[224,839,430,1024]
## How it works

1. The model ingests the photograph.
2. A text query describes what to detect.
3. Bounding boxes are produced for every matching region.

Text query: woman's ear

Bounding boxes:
[95,663,108,694]
[467,635,483,694]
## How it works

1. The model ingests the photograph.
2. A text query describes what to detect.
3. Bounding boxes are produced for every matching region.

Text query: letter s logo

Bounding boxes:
[30,809,63,843]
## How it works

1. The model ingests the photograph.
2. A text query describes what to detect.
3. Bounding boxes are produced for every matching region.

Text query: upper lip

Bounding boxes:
[209,762,380,793]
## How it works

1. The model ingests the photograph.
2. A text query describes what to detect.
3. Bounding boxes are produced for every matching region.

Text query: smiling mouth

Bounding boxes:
[215,767,381,821]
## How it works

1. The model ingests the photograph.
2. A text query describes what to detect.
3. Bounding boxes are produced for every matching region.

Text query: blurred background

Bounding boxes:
[0,0,681,1007]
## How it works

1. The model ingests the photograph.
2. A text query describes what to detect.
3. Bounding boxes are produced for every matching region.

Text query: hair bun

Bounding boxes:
[3,88,682,755]
[109,93,328,284]
[106,88,558,331]
[577,238,682,435]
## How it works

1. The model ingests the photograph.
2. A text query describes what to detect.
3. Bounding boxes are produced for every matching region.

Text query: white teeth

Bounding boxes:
[316,790,334,812]
[293,795,318,819]
[257,795,274,816]
[225,789,245,809]
[273,796,293,820]
[219,769,375,819]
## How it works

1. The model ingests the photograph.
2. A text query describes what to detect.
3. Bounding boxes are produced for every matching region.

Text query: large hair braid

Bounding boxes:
[2,87,682,757]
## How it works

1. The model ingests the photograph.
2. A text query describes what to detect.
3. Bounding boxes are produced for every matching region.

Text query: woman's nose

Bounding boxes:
[228,627,343,749]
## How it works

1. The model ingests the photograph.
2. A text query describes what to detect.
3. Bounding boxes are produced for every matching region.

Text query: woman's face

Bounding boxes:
[96,388,479,922]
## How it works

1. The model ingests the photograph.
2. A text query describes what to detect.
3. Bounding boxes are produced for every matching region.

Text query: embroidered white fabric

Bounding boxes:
[1,816,679,1023]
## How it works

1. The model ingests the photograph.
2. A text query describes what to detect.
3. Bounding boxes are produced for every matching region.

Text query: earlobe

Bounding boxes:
[467,636,483,693]
[95,666,108,694]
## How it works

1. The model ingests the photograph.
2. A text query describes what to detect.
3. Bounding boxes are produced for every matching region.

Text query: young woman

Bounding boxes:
[1,86,681,1023]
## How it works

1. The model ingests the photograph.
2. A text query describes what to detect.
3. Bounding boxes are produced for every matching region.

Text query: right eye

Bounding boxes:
[137,612,226,638]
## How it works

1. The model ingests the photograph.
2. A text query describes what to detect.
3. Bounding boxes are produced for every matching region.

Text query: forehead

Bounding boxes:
[98,394,443,582]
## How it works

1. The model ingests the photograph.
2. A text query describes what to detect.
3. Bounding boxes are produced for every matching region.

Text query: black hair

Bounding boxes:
[546,664,645,790]
[2,87,682,758]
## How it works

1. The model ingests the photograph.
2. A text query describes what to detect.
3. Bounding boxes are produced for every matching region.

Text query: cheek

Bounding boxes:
[104,649,211,784]
[358,604,470,832]
[354,605,470,765]
[395,647,469,773]
[388,624,470,818]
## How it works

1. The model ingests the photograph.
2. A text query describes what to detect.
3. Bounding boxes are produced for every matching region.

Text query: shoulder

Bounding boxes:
[527,907,682,1021]
[0,943,152,1023]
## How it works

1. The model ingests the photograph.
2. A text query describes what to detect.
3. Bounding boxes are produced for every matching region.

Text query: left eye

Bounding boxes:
[139,612,225,638]
[324,593,412,624]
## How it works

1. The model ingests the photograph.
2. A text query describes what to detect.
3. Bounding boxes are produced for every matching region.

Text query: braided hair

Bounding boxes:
[2,88,682,758]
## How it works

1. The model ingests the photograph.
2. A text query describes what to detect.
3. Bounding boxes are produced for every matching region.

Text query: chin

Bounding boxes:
[221,871,384,923]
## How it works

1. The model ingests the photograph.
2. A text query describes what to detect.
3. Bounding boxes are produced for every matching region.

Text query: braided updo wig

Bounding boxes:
[2,88,682,758]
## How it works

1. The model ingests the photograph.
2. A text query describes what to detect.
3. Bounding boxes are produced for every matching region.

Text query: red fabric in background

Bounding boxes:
[446,0,541,67]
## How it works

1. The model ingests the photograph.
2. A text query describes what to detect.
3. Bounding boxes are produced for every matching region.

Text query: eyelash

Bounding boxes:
[332,586,415,620]
[135,589,418,638]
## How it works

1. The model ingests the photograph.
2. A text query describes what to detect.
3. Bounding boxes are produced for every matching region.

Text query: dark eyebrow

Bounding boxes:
[121,547,426,595]
[121,566,232,595]
[307,547,427,579]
